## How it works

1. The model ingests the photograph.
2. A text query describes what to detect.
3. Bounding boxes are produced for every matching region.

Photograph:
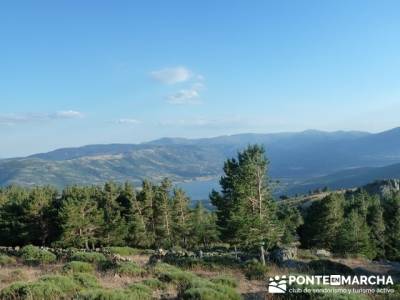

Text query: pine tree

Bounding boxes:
[367,196,386,258]
[24,186,58,246]
[153,178,173,248]
[138,180,156,242]
[211,145,280,264]
[277,204,303,246]
[171,188,190,248]
[58,186,103,249]
[301,193,344,250]
[99,182,128,246]
[336,210,375,258]
[189,202,219,249]
[384,193,400,260]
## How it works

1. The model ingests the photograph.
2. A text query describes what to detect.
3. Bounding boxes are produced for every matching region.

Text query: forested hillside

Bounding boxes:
[2,128,400,194]
[1,145,399,262]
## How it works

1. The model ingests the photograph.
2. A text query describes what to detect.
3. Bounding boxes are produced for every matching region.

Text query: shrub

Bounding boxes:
[105,247,140,256]
[243,261,269,280]
[69,252,106,263]
[307,260,354,276]
[0,254,17,266]
[210,275,238,288]
[127,283,153,298]
[72,273,101,289]
[38,275,79,293]
[20,245,56,265]
[76,288,152,300]
[63,261,94,273]
[154,263,198,289]
[141,278,165,290]
[0,281,64,300]
[297,249,318,260]
[182,284,241,300]
[2,269,26,283]
[115,262,146,277]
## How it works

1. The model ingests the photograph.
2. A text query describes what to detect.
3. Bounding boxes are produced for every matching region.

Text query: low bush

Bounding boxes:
[63,261,94,274]
[0,269,26,284]
[243,260,269,280]
[69,252,107,264]
[182,286,241,300]
[154,263,241,300]
[307,260,354,276]
[141,278,165,290]
[297,249,318,260]
[0,281,64,300]
[20,245,57,265]
[182,278,241,300]
[72,273,101,289]
[105,247,140,256]
[38,275,79,294]
[76,287,152,300]
[154,263,198,289]
[127,283,153,297]
[115,262,146,277]
[0,254,17,266]
[210,275,238,288]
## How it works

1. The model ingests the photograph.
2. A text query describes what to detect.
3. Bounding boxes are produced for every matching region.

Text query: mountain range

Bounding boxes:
[1,127,400,198]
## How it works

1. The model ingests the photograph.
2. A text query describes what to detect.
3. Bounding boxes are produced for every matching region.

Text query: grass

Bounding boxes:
[20,245,57,265]
[76,287,152,300]
[105,247,141,256]
[307,259,355,276]
[72,273,101,289]
[0,281,65,300]
[210,275,238,288]
[141,278,166,290]
[69,252,107,264]
[63,261,95,274]
[153,263,242,300]
[114,262,146,277]
[0,255,16,266]
[242,260,269,280]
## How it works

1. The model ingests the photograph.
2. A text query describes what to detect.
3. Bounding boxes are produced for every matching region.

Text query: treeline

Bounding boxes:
[0,179,218,250]
[300,189,400,261]
[0,144,399,263]
[0,145,301,263]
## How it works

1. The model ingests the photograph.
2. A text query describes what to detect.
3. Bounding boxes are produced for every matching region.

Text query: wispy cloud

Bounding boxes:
[150,66,191,84]
[0,110,84,126]
[150,66,206,105]
[158,116,246,128]
[114,118,141,125]
[51,110,84,119]
[167,84,202,105]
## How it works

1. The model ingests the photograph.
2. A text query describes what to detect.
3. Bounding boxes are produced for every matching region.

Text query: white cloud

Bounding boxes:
[167,88,201,105]
[166,82,204,105]
[115,118,141,125]
[150,66,191,84]
[0,110,84,126]
[51,110,84,119]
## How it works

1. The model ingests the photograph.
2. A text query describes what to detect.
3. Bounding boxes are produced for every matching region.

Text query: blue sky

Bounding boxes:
[1,1,400,157]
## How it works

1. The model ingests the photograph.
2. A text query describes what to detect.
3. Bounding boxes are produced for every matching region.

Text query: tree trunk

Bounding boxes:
[260,245,266,266]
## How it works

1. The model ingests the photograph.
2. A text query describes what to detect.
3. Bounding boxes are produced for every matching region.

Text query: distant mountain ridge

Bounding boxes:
[1,128,400,195]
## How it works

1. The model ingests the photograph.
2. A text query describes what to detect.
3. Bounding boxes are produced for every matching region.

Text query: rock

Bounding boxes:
[315,249,331,257]
[270,247,297,264]
[362,179,400,197]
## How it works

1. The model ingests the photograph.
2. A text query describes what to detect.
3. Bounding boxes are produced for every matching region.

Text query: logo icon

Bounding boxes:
[268,275,287,293]
[330,275,341,286]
